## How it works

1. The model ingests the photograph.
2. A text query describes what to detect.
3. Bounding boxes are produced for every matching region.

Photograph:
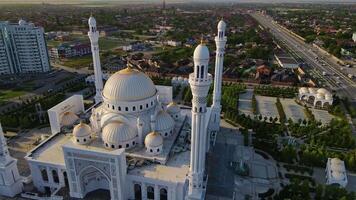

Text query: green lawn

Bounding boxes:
[99,38,121,51]
[61,55,92,69]
[0,90,26,102]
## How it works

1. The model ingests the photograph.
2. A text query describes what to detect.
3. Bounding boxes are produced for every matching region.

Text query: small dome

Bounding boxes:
[218,20,226,30]
[102,121,136,145]
[61,112,79,127]
[88,16,96,27]
[102,67,157,102]
[316,93,325,100]
[156,110,175,132]
[178,76,183,81]
[18,19,26,26]
[193,44,209,60]
[325,93,332,100]
[317,88,331,96]
[166,102,180,114]
[308,88,317,94]
[73,122,91,137]
[145,131,163,148]
[299,87,308,94]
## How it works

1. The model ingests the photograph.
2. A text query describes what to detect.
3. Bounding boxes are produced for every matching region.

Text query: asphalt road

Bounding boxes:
[251,12,356,102]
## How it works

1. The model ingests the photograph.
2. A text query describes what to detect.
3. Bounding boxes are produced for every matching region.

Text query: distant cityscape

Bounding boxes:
[0,1,355,200]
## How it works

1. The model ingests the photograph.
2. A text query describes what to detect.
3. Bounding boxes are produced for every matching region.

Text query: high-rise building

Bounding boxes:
[0,20,50,75]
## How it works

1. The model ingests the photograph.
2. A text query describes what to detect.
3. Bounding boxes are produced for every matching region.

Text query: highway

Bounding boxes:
[251,12,356,102]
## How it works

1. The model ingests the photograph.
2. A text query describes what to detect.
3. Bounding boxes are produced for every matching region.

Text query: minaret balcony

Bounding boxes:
[188,73,212,86]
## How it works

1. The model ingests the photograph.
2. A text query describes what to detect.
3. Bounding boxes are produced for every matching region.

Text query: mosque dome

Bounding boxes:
[61,112,79,127]
[145,131,163,148]
[102,67,157,102]
[88,16,96,27]
[325,93,332,100]
[218,20,226,30]
[166,102,180,114]
[156,111,175,132]
[18,19,26,26]
[73,122,92,138]
[193,44,209,60]
[102,121,136,147]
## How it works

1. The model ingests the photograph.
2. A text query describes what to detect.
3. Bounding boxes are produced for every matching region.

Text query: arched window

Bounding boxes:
[146,104,148,108]
[52,170,59,183]
[83,138,86,142]
[160,188,168,200]
[126,143,129,148]
[147,186,154,200]
[199,107,202,112]
[112,105,115,110]
[133,106,136,111]
[118,106,121,111]
[111,144,115,149]
[119,145,122,148]
[134,184,142,200]
[200,66,204,78]
[125,107,128,111]
[140,105,143,110]
[196,65,200,78]
[41,169,48,182]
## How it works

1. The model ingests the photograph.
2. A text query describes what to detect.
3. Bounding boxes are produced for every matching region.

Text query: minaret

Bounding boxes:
[88,15,104,104]
[0,123,23,197]
[211,19,227,131]
[187,41,212,200]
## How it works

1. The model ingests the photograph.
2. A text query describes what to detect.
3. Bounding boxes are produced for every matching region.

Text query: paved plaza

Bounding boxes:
[255,96,279,119]
[238,91,334,125]
[280,98,306,122]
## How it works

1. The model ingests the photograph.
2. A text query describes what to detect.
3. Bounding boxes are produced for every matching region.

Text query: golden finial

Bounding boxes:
[200,35,205,45]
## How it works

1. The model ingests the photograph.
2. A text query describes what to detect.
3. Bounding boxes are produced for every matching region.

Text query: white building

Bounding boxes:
[0,20,50,75]
[352,32,356,43]
[11,17,228,200]
[298,87,333,108]
[166,40,182,47]
[326,158,348,188]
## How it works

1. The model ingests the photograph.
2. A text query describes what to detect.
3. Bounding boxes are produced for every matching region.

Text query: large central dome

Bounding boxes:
[103,67,157,102]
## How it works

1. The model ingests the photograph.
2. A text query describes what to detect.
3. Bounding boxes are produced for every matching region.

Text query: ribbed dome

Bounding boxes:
[166,102,180,114]
[156,110,175,131]
[218,20,226,30]
[73,122,91,137]
[145,131,163,148]
[102,121,136,144]
[61,112,79,127]
[102,67,157,102]
[18,19,26,26]
[193,44,209,60]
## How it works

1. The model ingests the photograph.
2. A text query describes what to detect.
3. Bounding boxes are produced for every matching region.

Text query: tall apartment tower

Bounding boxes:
[187,41,212,200]
[0,123,23,197]
[210,19,227,131]
[88,15,103,104]
[0,20,50,75]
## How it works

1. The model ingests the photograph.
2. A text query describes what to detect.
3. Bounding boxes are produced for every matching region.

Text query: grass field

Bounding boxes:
[0,90,26,104]
[99,38,122,50]
[61,55,92,69]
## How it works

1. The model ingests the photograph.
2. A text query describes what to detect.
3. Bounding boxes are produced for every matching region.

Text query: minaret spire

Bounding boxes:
[187,42,212,199]
[0,122,23,197]
[88,15,104,104]
[210,19,227,132]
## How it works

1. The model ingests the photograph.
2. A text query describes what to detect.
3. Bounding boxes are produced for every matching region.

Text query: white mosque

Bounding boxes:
[0,16,227,200]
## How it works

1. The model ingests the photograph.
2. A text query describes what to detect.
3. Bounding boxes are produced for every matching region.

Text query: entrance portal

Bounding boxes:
[79,166,111,198]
